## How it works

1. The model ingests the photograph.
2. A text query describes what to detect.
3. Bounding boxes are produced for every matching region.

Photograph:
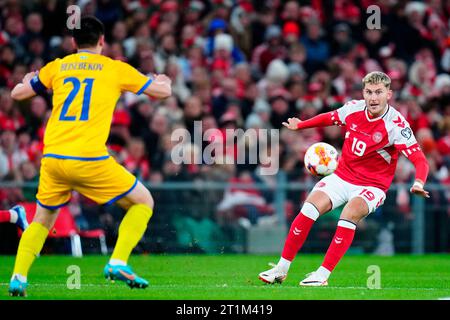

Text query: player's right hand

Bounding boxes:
[282,117,301,130]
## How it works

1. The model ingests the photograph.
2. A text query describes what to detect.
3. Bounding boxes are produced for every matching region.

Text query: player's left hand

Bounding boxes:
[23,71,37,84]
[410,181,430,198]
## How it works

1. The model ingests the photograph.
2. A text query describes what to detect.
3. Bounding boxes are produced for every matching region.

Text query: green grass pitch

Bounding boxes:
[0,254,449,300]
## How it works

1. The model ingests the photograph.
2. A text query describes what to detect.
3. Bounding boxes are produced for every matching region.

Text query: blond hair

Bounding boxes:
[362,71,391,89]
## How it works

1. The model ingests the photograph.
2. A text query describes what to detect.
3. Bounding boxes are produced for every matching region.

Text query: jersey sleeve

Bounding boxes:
[335,100,360,125]
[392,115,429,183]
[391,117,420,157]
[30,59,59,93]
[116,61,152,95]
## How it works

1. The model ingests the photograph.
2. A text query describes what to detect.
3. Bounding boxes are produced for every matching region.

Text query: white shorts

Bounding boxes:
[311,173,386,214]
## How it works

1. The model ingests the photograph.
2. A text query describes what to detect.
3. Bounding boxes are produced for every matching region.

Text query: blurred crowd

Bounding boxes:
[0,0,449,253]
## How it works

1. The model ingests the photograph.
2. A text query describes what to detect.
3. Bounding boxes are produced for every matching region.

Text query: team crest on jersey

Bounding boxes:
[372,132,383,143]
[401,127,412,139]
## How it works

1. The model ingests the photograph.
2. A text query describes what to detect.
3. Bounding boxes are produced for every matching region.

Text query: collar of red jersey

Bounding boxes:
[365,105,390,122]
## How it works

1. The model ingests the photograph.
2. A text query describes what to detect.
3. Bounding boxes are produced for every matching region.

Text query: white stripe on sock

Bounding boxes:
[9,210,18,224]
[337,220,357,230]
[109,259,126,266]
[301,202,320,221]
[277,257,291,273]
[11,274,27,282]
[316,266,331,280]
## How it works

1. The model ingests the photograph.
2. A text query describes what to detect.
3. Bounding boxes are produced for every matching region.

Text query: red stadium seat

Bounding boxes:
[18,202,107,256]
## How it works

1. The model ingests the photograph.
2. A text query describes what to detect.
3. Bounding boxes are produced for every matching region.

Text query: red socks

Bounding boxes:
[280,201,357,277]
[281,202,320,261]
[322,219,356,272]
[0,210,11,223]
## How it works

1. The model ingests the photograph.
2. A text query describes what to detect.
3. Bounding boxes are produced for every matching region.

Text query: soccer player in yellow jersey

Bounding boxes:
[8,16,172,296]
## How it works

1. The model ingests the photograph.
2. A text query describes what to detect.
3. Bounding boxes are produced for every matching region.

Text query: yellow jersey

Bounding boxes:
[31,50,151,159]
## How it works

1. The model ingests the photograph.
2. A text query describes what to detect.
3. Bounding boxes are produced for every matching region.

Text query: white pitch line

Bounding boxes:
[0,283,445,291]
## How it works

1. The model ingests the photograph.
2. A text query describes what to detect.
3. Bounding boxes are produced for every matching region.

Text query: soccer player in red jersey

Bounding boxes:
[259,71,430,286]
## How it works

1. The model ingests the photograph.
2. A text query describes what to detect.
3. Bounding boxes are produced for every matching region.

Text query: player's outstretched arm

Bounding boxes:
[282,111,338,130]
[11,71,38,101]
[144,74,172,99]
[407,150,430,198]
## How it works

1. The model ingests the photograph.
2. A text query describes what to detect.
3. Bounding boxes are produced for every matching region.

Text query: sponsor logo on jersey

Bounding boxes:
[401,127,412,139]
[372,132,383,143]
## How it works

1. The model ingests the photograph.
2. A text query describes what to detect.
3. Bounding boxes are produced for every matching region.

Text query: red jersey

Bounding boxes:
[332,100,421,192]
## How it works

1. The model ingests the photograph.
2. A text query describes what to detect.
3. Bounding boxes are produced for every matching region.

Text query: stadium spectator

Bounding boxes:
[330,23,355,57]
[229,4,253,59]
[251,24,287,75]
[143,110,170,170]
[301,18,330,75]
[282,21,301,48]
[216,170,273,249]
[17,161,38,202]
[211,76,239,121]
[269,87,295,130]
[0,121,29,176]
[123,138,150,181]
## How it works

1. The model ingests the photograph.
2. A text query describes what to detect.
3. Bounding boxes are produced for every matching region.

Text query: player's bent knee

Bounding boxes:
[127,182,154,209]
[305,191,333,215]
[33,205,59,230]
[340,210,367,224]
[133,194,153,210]
[141,190,154,209]
[341,198,369,223]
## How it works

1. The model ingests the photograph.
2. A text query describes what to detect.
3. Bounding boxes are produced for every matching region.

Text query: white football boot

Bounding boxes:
[299,271,328,287]
[259,264,287,284]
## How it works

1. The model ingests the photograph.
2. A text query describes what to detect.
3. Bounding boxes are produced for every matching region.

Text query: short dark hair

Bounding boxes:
[72,16,104,48]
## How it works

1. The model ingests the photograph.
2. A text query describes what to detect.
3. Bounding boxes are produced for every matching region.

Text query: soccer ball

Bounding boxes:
[304,142,339,177]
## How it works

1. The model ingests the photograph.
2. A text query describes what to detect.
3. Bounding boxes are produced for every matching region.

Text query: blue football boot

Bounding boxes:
[11,205,29,232]
[8,275,28,297]
[103,264,149,289]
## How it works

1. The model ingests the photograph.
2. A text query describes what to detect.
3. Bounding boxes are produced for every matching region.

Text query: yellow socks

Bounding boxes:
[13,222,49,278]
[12,205,152,278]
[110,204,153,264]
